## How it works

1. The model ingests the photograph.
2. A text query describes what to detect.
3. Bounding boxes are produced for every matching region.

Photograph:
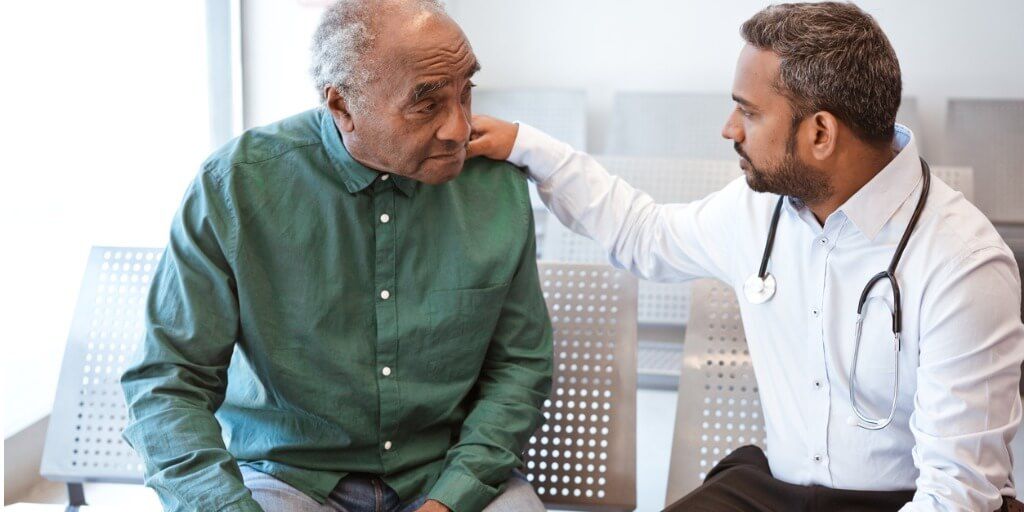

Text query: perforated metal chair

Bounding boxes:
[525,262,638,511]
[664,279,764,506]
[542,157,742,327]
[472,88,588,260]
[40,249,637,511]
[945,98,1024,223]
[40,247,162,509]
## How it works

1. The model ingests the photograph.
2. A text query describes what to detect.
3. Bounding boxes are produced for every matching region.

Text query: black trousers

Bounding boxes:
[663,445,1022,512]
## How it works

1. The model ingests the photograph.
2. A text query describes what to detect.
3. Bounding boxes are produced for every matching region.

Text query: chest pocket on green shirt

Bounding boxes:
[427,284,509,378]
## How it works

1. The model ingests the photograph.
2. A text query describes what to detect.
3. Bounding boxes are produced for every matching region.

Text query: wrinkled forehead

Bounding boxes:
[375,10,478,83]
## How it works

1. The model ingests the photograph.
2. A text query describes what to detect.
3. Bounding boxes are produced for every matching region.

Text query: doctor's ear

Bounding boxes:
[807,111,839,161]
[325,87,356,132]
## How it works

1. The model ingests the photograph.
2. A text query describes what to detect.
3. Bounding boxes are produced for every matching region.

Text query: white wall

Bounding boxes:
[243,0,1024,160]
[241,0,325,128]
[448,0,1024,157]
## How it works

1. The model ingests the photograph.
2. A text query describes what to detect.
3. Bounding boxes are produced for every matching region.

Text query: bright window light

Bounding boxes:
[0,1,214,435]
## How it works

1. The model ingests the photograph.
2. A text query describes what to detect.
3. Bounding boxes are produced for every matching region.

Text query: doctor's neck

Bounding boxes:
[804,138,898,225]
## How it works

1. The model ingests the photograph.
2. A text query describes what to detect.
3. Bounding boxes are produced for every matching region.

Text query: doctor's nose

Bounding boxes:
[722,111,744,143]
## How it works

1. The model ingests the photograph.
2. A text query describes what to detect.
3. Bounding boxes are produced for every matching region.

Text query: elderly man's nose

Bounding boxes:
[438,103,471,144]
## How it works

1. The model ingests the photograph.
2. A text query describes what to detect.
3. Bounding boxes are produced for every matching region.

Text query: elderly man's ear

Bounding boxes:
[325,87,355,132]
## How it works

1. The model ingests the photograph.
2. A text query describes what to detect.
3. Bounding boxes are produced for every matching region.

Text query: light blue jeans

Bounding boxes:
[240,466,545,512]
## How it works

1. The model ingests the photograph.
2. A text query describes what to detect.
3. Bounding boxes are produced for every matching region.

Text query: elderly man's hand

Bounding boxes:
[413,499,451,512]
[467,114,519,161]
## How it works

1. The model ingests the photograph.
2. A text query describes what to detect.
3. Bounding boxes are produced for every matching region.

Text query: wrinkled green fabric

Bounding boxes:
[121,108,552,512]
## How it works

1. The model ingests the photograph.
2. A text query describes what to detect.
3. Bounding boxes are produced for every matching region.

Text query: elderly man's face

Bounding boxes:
[330,10,479,185]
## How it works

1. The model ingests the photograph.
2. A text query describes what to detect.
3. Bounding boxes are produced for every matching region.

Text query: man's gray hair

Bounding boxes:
[311,0,447,112]
[741,2,902,143]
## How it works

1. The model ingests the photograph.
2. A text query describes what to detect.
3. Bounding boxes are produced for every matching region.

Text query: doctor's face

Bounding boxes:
[721,44,831,204]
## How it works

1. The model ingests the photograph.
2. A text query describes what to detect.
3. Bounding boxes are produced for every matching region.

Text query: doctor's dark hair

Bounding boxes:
[740,2,902,144]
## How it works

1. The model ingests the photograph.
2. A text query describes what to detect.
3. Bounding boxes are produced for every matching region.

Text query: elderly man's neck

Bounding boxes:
[337,125,390,174]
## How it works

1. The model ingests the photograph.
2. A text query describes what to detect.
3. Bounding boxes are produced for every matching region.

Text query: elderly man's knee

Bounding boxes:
[482,473,545,512]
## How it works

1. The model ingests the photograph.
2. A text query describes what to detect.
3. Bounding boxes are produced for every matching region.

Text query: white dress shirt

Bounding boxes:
[509,122,1024,511]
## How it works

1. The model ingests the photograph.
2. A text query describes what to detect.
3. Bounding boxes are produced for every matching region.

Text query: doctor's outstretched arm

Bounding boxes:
[469,115,739,284]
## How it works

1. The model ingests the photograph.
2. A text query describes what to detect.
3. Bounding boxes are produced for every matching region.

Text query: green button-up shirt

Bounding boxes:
[121,108,553,512]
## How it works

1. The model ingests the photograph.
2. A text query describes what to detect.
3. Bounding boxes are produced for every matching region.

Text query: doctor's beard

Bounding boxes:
[735,133,833,206]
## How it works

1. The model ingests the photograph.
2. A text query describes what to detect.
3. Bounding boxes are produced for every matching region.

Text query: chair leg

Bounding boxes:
[66,482,86,512]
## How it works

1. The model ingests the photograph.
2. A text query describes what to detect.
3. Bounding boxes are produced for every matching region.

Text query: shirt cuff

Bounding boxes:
[508,122,574,183]
[221,496,265,512]
[427,469,499,512]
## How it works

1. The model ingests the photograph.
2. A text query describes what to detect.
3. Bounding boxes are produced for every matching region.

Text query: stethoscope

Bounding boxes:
[742,158,931,431]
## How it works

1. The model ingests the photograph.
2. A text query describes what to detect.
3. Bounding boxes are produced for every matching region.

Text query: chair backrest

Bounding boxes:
[608,91,927,160]
[945,98,1024,223]
[524,262,638,511]
[473,88,588,151]
[931,165,975,203]
[40,246,162,484]
[471,88,589,259]
[665,279,765,506]
[542,157,741,326]
[607,92,736,160]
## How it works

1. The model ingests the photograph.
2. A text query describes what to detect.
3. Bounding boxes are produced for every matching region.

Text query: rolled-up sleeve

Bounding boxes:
[902,247,1024,511]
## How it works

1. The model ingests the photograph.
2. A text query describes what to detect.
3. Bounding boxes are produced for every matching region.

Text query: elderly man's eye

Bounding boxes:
[419,102,437,114]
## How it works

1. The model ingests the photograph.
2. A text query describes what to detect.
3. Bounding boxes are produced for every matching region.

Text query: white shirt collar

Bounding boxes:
[833,124,922,241]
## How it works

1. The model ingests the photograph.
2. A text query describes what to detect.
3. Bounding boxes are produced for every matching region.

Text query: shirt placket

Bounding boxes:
[373,175,400,469]
[808,216,845,485]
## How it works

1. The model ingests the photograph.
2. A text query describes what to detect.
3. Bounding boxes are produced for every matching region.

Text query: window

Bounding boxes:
[0,1,233,435]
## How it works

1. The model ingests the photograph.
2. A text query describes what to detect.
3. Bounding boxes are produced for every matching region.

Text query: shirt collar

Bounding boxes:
[836,124,922,241]
[319,108,417,197]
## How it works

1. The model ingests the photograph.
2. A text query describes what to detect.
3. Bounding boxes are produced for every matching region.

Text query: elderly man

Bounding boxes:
[120,1,551,511]
[471,3,1024,512]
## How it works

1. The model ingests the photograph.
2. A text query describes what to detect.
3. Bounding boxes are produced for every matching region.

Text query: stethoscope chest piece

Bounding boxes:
[744,273,777,304]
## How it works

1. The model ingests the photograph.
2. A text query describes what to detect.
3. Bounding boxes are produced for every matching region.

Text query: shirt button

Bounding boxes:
[818,237,828,246]
[812,454,823,463]
[384,441,393,450]
[380,290,390,300]
[380,174,389,181]
[813,380,822,389]
[811,308,820,317]
[380,213,390,224]
[382,366,392,376]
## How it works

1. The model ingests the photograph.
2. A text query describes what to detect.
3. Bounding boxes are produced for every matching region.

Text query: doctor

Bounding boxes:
[468,3,1024,511]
